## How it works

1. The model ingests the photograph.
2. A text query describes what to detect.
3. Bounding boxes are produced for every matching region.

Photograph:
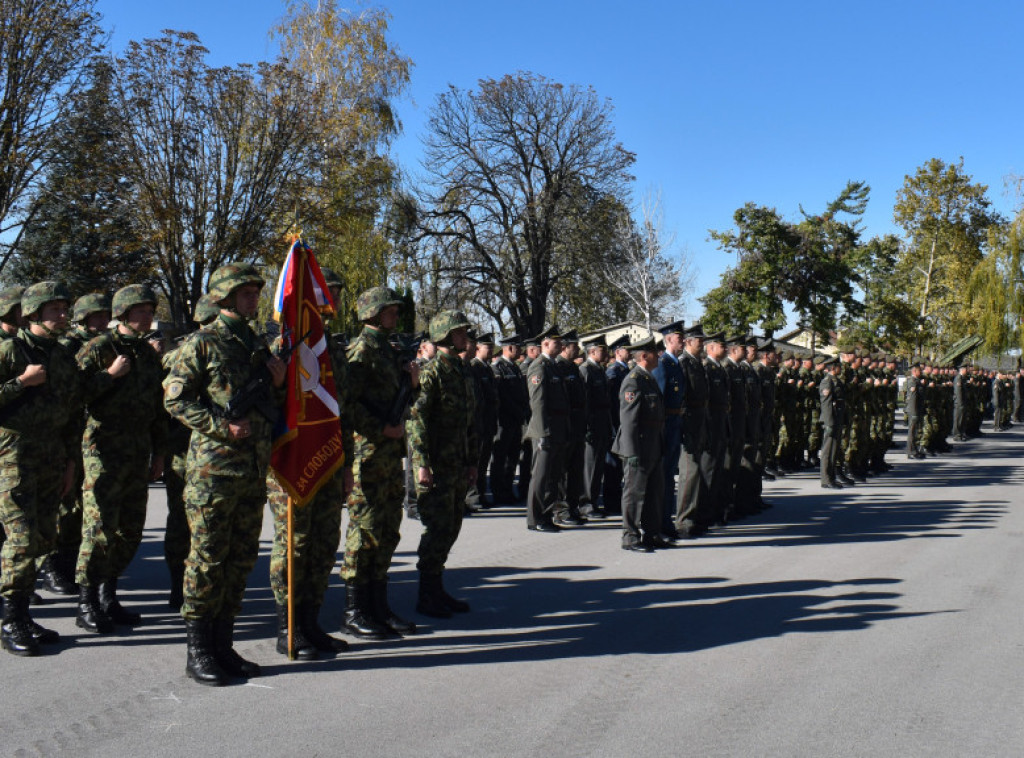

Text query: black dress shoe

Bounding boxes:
[622,542,654,553]
[821,481,843,489]
[528,522,561,533]
[649,535,675,549]
[554,514,586,527]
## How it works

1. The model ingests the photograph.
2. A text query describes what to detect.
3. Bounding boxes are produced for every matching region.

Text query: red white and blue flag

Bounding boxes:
[270,238,345,506]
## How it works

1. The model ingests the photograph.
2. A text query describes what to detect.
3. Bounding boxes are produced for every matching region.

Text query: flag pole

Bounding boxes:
[287,496,295,660]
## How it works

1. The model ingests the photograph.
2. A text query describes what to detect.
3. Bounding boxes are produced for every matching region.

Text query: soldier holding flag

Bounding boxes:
[266,253,354,661]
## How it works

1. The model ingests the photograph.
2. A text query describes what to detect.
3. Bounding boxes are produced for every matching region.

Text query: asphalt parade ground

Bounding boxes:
[3,422,1024,757]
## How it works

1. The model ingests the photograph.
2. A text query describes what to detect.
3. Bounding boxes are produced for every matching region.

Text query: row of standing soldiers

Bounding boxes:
[457,320,1022,551]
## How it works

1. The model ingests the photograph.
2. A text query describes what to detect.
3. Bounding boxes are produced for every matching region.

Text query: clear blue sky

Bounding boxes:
[97,0,1024,323]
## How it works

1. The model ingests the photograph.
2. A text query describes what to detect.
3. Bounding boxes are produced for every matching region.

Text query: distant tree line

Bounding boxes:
[701,157,1022,360]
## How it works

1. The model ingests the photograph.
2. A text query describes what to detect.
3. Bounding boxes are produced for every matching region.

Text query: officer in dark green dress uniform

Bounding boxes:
[525,326,569,532]
[611,335,665,552]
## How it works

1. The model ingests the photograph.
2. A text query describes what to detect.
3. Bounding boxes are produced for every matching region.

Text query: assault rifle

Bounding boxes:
[222,328,311,423]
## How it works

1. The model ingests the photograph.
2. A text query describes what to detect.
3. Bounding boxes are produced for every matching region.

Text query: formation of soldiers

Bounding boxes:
[2,272,1022,686]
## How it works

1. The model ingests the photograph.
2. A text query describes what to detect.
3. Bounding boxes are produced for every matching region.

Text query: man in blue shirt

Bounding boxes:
[651,321,686,539]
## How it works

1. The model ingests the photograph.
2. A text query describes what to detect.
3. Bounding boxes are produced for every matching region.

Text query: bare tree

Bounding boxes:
[0,0,104,273]
[112,31,315,326]
[410,72,636,335]
[603,190,696,332]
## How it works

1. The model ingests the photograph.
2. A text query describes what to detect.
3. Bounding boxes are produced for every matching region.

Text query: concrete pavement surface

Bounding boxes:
[3,425,1023,757]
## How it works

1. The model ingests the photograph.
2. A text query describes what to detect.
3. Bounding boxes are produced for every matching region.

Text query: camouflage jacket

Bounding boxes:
[163,317,283,478]
[78,328,168,456]
[407,350,478,472]
[346,325,407,455]
[0,328,83,461]
[59,326,96,357]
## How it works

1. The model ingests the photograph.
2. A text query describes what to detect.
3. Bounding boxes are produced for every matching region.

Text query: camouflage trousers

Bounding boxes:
[807,409,822,455]
[163,455,189,578]
[844,413,870,468]
[76,445,151,586]
[0,447,62,598]
[416,467,469,576]
[268,472,344,606]
[56,452,84,557]
[341,445,404,584]
[181,474,266,622]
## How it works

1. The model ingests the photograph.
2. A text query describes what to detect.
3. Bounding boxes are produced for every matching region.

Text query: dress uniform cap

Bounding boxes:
[582,333,607,349]
[703,330,726,344]
[626,335,658,352]
[657,320,686,336]
[534,324,561,342]
[112,284,158,320]
[499,334,522,346]
[0,285,26,322]
[607,334,631,350]
[355,285,403,321]
[21,281,72,319]
[559,328,579,343]
[475,332,494,346]
[685,322,706,339]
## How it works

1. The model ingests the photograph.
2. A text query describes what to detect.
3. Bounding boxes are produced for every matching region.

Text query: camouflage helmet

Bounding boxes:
[193,293,220,325]
[0,285,25,323]
[320,266,343,289]
[21,281,72,319]
[428,310,472,344]
[73,292,112,323]
[112,284,158,321]
[356,286,404,321]
[207,262,265,302]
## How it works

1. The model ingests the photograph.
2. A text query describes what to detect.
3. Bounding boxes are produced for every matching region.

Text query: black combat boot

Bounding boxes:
[1,594,40,657]
[99,577,142,626]
[167,566,185,611]
[275,604,318,660]
[213,616,261,677]
[186,618,227,686]
[342,582,390,639]
[416,573,453,619]
[300,603,348,653]
[438,574,470,613]
[370,577,417,635]
[39,555,77,596]
[76,584,114,634]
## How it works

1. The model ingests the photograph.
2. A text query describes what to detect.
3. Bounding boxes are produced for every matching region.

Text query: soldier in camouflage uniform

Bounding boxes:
[266,267,353,659]
[163,294,220,612]
[775,350,799,471]
[74,285,166,634]
[0,282,81,656]
[407,310,477,618]
[36,293,113,598]
[803,354,822,467]
[163,263,286,686]
[341,286,419,639]
[0,286,25,561]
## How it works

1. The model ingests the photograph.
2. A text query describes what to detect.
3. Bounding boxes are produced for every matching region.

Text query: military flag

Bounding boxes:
[270,238,345,506]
